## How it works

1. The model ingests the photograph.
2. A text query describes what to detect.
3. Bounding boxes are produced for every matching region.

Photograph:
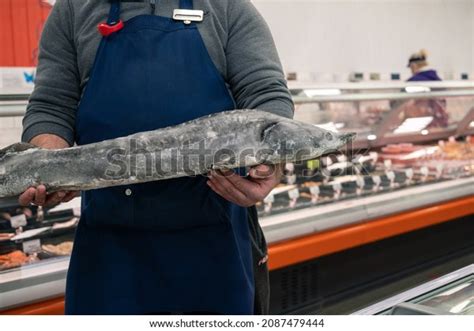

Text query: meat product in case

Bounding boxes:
[41,241,73,256]
[0,250,36,270]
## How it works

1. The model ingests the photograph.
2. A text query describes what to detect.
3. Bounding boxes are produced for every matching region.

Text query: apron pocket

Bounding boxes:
[132,177,231,231]
[81,186,134,228]
[82,178,232,231]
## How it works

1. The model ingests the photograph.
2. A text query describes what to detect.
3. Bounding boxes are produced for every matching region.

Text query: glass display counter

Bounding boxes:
[354,264,474,315]
[1,82,473,312]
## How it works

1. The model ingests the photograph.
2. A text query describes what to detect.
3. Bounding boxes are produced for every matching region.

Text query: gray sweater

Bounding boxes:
[22,0,294,145]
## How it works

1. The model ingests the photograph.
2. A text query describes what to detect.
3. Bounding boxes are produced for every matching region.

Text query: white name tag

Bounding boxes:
[173,9,204,24]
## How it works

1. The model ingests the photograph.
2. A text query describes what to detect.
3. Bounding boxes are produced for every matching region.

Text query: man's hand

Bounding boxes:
[207,164,282,207]
[18,134,78,207]
[19,186,78,207]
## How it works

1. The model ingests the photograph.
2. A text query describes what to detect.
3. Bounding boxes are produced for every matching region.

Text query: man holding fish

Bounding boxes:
[18,0,293,314]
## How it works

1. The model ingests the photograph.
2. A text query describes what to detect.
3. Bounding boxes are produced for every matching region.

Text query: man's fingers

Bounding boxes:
[207,180,246,206]
[34,185,47,206]
[249,164,275,179]
[211,171,258,199]
[63,191,78,203]
[19,188,36,206]
[208,174,253,206]
[45,191,66,207]
[209,174,249,202]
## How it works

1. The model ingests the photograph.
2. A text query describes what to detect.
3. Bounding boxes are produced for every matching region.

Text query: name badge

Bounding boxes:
[173,9,204,24]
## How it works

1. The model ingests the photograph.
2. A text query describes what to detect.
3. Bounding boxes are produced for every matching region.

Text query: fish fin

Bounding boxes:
[0,143,38,158]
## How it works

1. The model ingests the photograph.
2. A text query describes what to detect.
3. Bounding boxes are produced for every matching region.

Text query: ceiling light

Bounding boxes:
[367,134,377,141]
[405,86,431,93]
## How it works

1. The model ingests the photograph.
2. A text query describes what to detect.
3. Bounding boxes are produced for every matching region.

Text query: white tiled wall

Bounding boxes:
[0,116,23,148]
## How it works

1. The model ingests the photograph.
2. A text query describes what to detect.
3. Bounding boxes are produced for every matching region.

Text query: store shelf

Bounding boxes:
[288,81,474,92]
[261,177,474,245]
[0,257,69,312]
[0,100,27,117]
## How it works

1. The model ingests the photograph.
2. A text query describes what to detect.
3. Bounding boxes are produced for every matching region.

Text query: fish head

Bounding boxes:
[261,119,356,163]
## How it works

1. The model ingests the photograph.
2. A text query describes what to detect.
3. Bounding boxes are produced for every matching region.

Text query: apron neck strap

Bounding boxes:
[179,0,194,10]
[107,0,121,25]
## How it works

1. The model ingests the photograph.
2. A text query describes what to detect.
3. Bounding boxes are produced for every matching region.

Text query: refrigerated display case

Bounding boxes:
[260,82,474,246]
[1,82,473,314]
[354,264,474,315]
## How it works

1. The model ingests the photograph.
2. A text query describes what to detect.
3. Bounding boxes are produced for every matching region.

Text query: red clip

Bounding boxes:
[97,20,124,37]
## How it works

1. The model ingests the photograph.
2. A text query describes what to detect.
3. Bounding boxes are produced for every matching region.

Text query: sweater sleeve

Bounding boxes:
[22,0,79,145]
[226,0,294,119]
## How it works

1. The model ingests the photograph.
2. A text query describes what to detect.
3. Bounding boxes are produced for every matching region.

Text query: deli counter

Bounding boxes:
[1,82,473,314]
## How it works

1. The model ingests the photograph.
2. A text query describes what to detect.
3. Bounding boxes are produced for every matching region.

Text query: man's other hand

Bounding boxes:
[207,164,282,207]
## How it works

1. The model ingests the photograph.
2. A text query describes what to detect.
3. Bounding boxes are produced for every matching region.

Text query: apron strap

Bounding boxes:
[107,0,121,25]
[179,0,194,10]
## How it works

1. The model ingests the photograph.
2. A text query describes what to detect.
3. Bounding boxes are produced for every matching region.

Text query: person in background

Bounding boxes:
[407,49,442,82]
[405,49,448,127]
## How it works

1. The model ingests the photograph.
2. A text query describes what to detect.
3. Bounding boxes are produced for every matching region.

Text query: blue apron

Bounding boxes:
[67,0,253,314]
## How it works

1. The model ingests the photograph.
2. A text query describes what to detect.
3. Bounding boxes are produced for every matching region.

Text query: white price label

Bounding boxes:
[356,177,365,188]
[73,207,81,217]
[285,163,295,172]
[384,159,392,169]
[323,156,333,167]
[372,176,381,185]
[386,171,395,181]
[286,174,297,185]
[332,182,342,192]
[336,154,347,163]
[263,194,275,204]
[405,168,414,179]
[10,214,27,228]
[22,239,41,254]
[420,166,429,176]
[288,188,300,200]
[309,186,320,196]
[436,164,444,174]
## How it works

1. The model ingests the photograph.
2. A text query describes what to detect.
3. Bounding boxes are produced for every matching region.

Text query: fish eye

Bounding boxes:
[325,132,333,141]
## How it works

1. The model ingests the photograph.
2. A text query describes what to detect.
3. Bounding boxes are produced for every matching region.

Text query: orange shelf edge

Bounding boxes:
[268,195,474,271]
[2,297,64,315]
